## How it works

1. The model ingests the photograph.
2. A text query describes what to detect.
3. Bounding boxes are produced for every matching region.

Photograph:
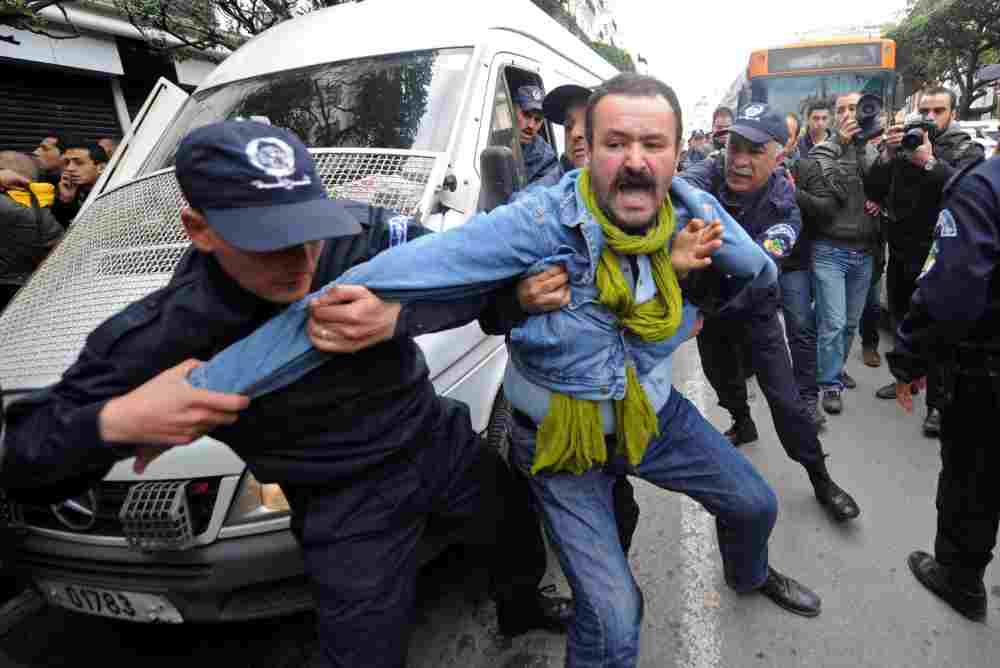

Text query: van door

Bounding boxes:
[472,54,551,211]
[81,77,189,214]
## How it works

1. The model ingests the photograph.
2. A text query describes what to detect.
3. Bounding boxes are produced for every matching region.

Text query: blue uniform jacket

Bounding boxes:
[188,171,777,404]
[522,135,558,184]
[887,157,1000,382]
[679,156,800,265]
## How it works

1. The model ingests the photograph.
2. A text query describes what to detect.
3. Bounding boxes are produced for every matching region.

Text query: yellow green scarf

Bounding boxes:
[531,169,683,475]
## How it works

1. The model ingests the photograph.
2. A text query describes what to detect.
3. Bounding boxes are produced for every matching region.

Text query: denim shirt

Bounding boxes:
[188,171,777,402]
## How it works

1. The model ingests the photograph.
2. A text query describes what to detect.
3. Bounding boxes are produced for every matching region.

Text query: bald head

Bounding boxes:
[0,151,39,181]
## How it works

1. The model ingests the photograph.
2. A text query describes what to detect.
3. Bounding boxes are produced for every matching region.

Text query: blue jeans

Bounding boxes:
[778,269,818,404]
[509,389,777,668]
[812,242,873,390]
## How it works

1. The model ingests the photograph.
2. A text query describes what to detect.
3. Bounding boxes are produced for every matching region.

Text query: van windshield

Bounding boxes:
[142,48,472,173]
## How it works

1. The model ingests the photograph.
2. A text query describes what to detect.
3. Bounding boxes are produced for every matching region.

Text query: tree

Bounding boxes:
[1,0,81,43]
[111,0,361,54]
[886,0,1000,119]
[589,40,634,73]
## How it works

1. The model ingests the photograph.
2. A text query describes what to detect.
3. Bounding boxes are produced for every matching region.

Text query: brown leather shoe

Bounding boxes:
[862,347,882,367]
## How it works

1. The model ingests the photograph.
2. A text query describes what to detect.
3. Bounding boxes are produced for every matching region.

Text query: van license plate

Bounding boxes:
[36,580,183,623]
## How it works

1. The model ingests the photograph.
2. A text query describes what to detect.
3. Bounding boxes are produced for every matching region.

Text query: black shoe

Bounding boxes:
[875,382,897,400]
[821,389,842,415]
[724,418,758,447]
[907,551,986,622]
[758,567,821,617]
[839,370,857,390]
[496,586,573,636]
[811,475,861,521]
[876,382,921,400]
[922,409,942,438]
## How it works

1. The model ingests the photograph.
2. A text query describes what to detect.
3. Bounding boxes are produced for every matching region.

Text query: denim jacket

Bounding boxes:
[189,171,777,402]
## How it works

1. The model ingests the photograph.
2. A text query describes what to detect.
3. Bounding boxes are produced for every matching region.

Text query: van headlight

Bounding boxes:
[224,471,291,525]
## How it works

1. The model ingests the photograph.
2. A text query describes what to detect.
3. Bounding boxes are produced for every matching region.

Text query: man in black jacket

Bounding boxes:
[864,86,985,436]
[804,93,881,416]
[0,122,568,667]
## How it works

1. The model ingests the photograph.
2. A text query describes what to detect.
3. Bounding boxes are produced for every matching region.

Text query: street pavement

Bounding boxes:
[1,339,997,667]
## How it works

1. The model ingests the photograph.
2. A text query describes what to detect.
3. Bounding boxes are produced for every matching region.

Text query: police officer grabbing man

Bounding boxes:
[0,122,572,667]
[888,156,1000,622]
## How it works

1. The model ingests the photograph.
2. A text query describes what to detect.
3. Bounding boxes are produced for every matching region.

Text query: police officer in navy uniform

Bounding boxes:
[513,84,559,184]
[0,122,571,666]
[888,156,1000,622]
[681,104,861,524]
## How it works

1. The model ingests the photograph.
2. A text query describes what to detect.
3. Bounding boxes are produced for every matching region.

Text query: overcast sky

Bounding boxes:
[614,0,908,131]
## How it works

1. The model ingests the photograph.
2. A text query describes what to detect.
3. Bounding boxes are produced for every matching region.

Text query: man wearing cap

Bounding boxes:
[532,83,591,189]
[0,121,574,667]
[680,103,861,524]
[514,84,559,184]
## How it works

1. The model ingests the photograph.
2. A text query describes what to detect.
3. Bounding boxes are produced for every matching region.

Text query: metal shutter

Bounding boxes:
[0,67,121,153]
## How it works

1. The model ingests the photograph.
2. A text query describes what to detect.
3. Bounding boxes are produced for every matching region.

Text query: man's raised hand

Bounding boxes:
[671,216,723,278]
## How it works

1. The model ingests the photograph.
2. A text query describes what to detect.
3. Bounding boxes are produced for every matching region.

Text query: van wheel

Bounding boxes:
[485,389,512,463]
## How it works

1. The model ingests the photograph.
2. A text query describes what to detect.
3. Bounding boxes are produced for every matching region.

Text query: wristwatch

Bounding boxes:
[923,157,937,172]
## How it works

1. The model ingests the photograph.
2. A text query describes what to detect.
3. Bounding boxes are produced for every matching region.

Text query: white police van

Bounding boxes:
[0,0,616,624]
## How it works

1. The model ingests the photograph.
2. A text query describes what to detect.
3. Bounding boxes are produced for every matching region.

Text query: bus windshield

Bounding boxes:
[748,70,894,119]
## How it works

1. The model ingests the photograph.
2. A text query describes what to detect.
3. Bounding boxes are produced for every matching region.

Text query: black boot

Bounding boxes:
[724,416,758,447]
[808,462,861,522]
[907,551,986,622]
[496,585,573,637]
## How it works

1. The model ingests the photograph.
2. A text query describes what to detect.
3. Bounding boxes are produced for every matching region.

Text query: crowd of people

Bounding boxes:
[0,133,116,311]
[1,68,998,668]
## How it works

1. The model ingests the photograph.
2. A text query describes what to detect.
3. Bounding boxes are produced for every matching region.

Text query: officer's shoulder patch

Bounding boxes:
[934,209,958,239]
[387,215,409,248]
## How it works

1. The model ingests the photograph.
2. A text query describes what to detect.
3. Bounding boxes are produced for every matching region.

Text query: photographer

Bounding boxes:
[864,87,985,436]
[804,92,882,416]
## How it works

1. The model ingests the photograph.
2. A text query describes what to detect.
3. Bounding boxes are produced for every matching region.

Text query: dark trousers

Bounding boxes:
[778,269,818,404]
[886,251,942,409]
[935,372,1000,575]
[696,290,825,470]
[0,285,18,314]
[286,398,546,668]
[860,250,885,349]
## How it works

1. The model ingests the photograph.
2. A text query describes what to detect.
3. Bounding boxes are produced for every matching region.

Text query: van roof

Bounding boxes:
[199,0,619,92]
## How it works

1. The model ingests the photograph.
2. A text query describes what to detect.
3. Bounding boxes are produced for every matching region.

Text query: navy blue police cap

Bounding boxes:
[514,85,546,114]
[542,84,591,126]
[730,103,789,146]
[175,121,361,252]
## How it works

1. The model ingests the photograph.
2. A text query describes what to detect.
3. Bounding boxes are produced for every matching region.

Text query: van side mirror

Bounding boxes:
[478,146,519,212]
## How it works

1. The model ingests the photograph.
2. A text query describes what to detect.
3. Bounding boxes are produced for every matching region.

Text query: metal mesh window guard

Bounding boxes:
[0,150,440,390]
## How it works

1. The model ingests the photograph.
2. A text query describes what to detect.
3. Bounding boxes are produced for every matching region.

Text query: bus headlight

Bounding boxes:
[225,471,291,525]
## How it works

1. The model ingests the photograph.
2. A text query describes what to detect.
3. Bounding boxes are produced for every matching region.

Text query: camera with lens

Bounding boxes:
[899,111,937,155]
[854,93,884,144]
